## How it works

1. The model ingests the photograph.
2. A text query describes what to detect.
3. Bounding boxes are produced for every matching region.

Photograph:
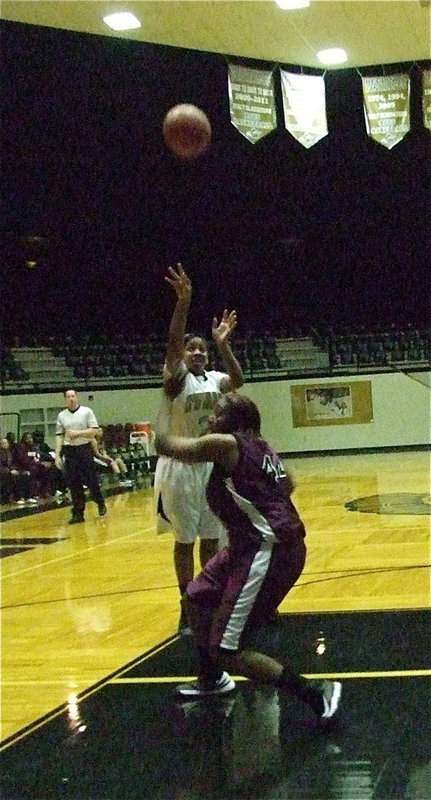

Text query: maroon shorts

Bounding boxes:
[187,537,306,651]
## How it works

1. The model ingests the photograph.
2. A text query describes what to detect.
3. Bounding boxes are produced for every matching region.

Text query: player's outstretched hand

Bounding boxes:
[212,310,237,347]
[165,263,192,303]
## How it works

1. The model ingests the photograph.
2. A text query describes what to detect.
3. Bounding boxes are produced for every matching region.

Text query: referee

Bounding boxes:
[55,389,107,524]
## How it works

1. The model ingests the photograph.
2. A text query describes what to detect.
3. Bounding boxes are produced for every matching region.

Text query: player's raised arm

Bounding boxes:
[212,310,244,392]
[164,263,191,367]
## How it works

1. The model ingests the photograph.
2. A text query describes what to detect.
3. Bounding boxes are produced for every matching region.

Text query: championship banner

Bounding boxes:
[362,73,410,149]
[279,71,328,148]
[228,64,277,143]
[422,70,431,131]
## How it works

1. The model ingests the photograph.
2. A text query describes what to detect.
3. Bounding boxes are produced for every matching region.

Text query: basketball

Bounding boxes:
[162,104,211,160]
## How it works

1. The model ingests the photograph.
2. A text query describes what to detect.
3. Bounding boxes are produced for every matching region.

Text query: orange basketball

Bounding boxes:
[162,104,211,160]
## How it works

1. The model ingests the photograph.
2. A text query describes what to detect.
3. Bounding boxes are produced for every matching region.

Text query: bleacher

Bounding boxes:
[329,328,430,371]
[275,337,330,373]
[9,347,75,388]
[1,326,430,393]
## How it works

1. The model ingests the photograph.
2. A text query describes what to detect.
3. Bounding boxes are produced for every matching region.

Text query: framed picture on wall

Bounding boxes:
[291,381,373,427]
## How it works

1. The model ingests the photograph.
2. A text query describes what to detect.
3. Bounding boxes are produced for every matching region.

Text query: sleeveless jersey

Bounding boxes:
[206,433,306,548]
[157,367,227,438]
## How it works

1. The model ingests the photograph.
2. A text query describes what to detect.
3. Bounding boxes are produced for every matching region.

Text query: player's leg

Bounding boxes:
[154,458,193,633]
[217,540,341,719]
[80,445,106,515]
[63,452,86,522]
[110,459,121,475]
[163,462,204,635]
[197,464,224,568]
[177,537,340,718]
[174,540,195,633]
[199,537,219,567]
[176,549,235,695]
[219,647,341,720]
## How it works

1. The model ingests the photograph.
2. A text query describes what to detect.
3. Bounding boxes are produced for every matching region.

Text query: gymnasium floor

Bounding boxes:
[1,450,430,800]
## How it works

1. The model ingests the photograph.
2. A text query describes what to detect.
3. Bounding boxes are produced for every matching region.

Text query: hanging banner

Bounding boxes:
[422,70,431,131]
[279,71,328,148]
[228,64,277,143]
[362,73,410,149]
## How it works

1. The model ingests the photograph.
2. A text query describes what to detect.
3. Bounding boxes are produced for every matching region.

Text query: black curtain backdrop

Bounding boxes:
[1,20,430,343]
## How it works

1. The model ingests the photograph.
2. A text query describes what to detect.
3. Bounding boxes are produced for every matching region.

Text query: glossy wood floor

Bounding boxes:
[1,450,429,748]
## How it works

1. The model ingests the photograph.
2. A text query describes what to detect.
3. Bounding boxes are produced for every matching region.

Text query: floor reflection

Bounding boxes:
[1,611,430,800]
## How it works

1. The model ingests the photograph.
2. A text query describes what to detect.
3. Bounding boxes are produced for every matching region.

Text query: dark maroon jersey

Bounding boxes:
[206,433,306,548]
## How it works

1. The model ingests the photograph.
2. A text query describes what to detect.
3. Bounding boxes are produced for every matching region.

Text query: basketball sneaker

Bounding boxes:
[304,679,342,719]
[178,620,192,637]
[176,671,236,697]
[177,609,192,637]
[321,680,342,718]
[69,513,84,525]
[177,695,236,720]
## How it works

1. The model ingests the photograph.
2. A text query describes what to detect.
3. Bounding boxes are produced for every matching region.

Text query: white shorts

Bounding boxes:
[154,456,225,544]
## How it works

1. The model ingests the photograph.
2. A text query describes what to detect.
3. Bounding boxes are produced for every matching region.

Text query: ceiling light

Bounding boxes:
[275,0,310,8]
[103,12,141,31]
[317,47,348,65]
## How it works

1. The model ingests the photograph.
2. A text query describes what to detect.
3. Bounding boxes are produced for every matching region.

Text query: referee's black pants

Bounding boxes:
[63,443,104,516]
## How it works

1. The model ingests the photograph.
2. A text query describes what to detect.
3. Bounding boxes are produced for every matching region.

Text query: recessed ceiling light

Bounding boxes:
[103,12,141,31]
[317,47,348,65]
[275,0,310,8]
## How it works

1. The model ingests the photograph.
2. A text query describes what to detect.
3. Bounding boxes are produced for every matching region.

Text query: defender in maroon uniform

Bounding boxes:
[155,393,341,721]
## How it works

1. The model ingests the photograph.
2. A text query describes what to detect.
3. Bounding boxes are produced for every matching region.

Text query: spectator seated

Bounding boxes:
[266,353,281,369]
[0,436,31,504]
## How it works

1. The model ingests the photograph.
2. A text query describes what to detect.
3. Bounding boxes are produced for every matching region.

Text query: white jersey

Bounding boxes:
[157,367,227,438]
[154,365,227,543]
